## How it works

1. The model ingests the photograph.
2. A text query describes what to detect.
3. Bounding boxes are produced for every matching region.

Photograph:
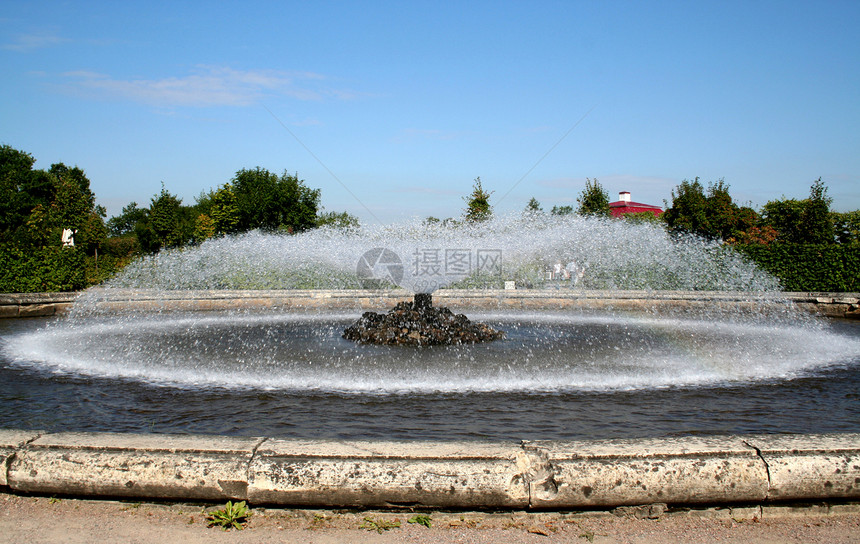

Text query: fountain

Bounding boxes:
[342,293,504,345]
[1,215,859,440]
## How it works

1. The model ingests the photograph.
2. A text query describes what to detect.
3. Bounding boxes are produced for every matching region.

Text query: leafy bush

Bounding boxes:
[735,243,860,292]
[0,244,87,292]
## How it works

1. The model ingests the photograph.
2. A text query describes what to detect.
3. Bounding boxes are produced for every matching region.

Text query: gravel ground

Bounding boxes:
[1,493,859,543]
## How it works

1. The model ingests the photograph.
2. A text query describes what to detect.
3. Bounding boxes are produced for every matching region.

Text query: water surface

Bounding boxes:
[1,312,858,440]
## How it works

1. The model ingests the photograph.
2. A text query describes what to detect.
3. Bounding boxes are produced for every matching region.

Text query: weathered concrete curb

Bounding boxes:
[1,290,858,318]
[2,430,858,509]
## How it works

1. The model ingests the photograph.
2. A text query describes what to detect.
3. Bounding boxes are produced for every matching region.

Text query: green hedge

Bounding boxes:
[0,244,87,292]
[2,241,857,294]
[735,243,860,292]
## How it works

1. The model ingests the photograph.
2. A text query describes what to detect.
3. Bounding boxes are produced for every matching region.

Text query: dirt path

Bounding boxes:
[2,493,859,544]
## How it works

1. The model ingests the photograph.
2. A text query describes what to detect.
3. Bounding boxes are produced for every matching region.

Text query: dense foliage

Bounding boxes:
[576,178,610,217]
[2,143,857,293]
[662,178,756,241]
[463,177,493,222]
[228,168,320,233]
[664,177,857,292]
[0,145,113,292]
[0,146,357,292]
[735,243,860,292]
[0,245,86,292]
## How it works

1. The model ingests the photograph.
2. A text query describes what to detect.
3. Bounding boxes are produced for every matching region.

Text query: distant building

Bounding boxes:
[608,191,663,218]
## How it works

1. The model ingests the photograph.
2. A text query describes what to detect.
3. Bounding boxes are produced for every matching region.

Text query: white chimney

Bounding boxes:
[619,191,631,202]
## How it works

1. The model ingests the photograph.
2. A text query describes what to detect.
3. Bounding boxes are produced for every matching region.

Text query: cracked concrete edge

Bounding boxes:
[744,434,860,502]
[1,430,858,509]
[523,436,770,508]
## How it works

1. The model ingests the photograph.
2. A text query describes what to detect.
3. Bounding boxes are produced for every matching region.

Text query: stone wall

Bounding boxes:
[1,290,858,319]
[2,430,858,508]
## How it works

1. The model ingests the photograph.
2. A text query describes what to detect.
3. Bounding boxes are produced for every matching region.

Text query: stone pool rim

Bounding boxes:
[1,290,858,509]
[1,288,858,319]
[1,430,858,509]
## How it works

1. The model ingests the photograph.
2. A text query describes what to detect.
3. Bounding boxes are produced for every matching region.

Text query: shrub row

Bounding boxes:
[0,244,87,293]
[735,243,860,292]
[2,242,857,294]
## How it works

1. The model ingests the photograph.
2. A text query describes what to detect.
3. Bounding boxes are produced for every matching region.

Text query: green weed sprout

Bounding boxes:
[206,500,251,530]
[408,514,432,528]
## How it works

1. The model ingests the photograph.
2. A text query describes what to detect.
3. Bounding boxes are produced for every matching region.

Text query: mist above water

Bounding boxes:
[4,312,859,393]
[100,214,781,294]
[7,213,853,397]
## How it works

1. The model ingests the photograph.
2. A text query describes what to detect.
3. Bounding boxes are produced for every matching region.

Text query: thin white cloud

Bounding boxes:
[3,31,67,52]
[62,66,353,107]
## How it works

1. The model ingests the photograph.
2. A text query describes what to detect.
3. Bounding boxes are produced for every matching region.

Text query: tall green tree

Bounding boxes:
[209,183,241,235]
[47,163,106,255]
[761,178,834,244]
[576,178,610,217]
[832,210,860,244]
[107,202,147,236]
[551,205,574,216]
[702,179,757,241]
[800,177,833,244]
[760,198,804,243]
[663,177,708,235]
[0,146,109,291]
[1,146,48,244]
[525,197,543,214]
[663,177,756,241]
[0,147,106,253]
[231,168,320,232]
[139,185,184,252]
[316,210,360,230]
[463,177,493,223]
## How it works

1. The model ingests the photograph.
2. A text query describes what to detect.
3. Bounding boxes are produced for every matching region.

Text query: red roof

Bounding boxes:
[608,200,663,218]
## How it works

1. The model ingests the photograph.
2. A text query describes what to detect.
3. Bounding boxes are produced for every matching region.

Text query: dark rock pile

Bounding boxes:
[342,294,504,346]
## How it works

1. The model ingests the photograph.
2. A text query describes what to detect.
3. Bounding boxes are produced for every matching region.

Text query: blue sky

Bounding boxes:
[2,1,858,224]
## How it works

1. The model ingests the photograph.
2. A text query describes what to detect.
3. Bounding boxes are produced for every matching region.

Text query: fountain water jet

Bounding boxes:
[92,214,781,294]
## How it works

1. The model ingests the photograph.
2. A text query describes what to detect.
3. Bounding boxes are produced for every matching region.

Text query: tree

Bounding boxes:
[551,205,574,216]
[760,198,805,243]
[0,150,106,254]
[231,168,320,232]
[107,202,147,236]
[142,185,184,252]
[209,183,240,235]
[761,178,834,244]
[316,210,360,230]
[663,178,708,235]
[800,177,833,244]
[662,177,757,241]
[463,177,493,223]
[525,197,543,213]
[832,210,860,244]
[193,213,216,242]
[576,178,610,217]
[48,163,106,255]
[0,146,49,244]
[702,179,735,240]
[702,179,758,241]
